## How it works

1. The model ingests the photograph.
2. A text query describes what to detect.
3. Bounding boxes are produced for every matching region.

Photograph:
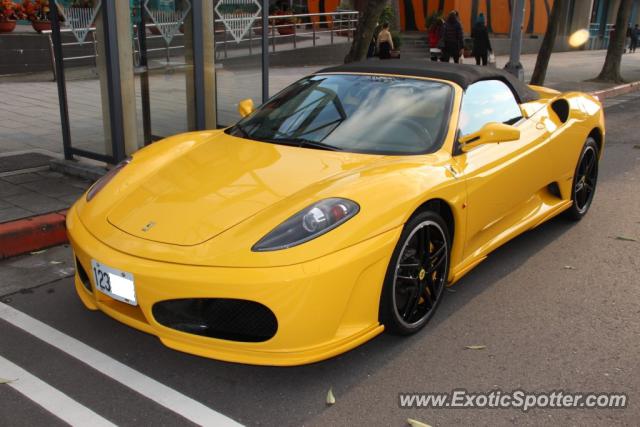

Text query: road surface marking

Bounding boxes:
[0,354,116,426]
[0,302,243,427]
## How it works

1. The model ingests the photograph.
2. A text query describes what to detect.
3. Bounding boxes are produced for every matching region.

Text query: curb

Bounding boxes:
[50,158,107,181]
[591,80,640,100]
[0,211,68,260]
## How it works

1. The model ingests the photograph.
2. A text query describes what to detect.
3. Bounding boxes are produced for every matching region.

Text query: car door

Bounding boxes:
[454,80,553,261]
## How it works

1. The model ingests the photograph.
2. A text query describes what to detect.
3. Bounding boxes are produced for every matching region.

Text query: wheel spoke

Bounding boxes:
[402,288,420,320]
[585,153,595,175]
[397,274,418,282]
[429,245,446,271]
[416,227,426,262]
[423,276,435,307]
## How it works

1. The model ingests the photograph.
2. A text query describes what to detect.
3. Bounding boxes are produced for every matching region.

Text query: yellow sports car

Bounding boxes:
[67,61,605,366]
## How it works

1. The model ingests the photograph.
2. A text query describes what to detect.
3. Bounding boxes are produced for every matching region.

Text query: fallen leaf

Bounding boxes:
[407,418,431,427]
[326,387,336,405]
[30,250,46,255]
[633,144,640,149]
[613,236,637,242]
[465,345,487,350]
[563,265,576,270]
[0,378,15,384]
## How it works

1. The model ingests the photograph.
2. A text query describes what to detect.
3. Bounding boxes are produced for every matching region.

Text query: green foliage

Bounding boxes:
[379,4,393,26]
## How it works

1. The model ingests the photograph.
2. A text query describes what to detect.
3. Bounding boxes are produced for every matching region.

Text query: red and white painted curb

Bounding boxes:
[0,211,68,259]
[591,80,640,100]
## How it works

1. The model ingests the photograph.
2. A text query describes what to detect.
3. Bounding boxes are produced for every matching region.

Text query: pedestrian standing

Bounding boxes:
[377,23,394,60]
[630,24,638,53]
[428,17,444,61]
[440,10,464,63]
[471,13,492,65]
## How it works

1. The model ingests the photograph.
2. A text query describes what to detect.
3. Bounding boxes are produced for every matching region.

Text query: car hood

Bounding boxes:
[107,133,383,246]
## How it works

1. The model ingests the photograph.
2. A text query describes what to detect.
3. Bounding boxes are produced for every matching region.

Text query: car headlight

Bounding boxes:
[252,198,360,251]
[86,157,131,202]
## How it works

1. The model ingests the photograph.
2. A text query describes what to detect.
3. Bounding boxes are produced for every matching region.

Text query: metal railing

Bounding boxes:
[43,10,358,79]
[587,23,615,50]
[215,11,358,59]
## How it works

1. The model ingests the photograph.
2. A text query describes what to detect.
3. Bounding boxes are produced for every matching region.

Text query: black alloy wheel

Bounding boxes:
[566,137,599,220]
[380,210,450,335]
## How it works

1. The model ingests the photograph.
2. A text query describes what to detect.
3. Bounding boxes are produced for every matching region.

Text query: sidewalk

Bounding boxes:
[0,48,639,257]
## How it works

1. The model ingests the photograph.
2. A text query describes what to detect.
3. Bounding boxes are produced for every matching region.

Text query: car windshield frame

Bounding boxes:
[226,73,455,156]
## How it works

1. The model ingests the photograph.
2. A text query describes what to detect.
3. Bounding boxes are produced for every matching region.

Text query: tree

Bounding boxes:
[595,0,633,83]
[530,0,565,85]
[344,0,389,63]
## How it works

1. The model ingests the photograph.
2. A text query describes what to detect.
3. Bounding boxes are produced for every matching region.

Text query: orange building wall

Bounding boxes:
[307,0,341,27]
[313,0,555,35]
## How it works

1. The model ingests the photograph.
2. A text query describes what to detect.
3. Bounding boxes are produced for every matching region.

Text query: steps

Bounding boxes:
[400,32,429,60]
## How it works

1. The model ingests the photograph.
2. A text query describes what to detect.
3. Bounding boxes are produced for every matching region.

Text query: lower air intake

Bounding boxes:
[152,298,277,342]
[76,258,92,293]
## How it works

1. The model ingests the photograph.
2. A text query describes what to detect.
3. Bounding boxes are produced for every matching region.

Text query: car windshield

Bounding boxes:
[227,74,453,155]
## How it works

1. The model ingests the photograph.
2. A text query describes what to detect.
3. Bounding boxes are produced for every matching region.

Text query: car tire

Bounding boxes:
[379,209,451,336]
[565,137,599,221]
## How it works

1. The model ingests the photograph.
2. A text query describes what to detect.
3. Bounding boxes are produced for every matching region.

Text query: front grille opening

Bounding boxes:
[152,299,278,343]
[76,258,92,293]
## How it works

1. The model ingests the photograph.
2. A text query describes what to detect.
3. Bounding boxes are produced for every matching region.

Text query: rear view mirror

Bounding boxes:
[459,122,520,152]
[238,99,255,118]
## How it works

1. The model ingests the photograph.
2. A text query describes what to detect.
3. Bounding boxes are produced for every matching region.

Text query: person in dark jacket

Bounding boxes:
[440,10,464,63]
[471,13,492,65]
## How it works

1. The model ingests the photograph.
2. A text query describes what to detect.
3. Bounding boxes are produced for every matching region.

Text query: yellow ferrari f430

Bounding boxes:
[67,61,605,365]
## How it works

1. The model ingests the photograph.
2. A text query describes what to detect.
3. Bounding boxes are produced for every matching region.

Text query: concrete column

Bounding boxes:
[95,5,139,158]
[94,9,112,155]
[556,0,595,50]
[570,0,595,34]
[185,1,217,131]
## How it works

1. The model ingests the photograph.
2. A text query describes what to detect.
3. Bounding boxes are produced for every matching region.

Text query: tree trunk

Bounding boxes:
[530,0,565,85]
[595,0,633,83]
[344,0,389,63]
[526,0,535,33]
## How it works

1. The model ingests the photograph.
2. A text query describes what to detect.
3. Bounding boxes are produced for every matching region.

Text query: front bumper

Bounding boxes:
[67,205,401,366]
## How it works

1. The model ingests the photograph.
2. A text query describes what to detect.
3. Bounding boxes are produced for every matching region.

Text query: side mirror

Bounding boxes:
[459,122,520,152]
[238,98,255,118]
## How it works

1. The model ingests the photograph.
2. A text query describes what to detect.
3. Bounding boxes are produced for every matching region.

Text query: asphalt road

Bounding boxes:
[1,93,639,427]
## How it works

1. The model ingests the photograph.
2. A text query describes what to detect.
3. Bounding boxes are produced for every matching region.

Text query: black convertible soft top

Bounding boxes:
[317,60,540,104]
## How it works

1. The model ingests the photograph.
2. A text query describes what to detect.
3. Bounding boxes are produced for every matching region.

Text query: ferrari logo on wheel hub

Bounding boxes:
[419,268,426,281]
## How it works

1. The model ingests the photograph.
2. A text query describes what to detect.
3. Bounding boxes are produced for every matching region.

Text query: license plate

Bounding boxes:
[91,260,137,306]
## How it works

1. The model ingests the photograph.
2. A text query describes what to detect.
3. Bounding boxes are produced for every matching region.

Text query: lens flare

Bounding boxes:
[569,29,590,48]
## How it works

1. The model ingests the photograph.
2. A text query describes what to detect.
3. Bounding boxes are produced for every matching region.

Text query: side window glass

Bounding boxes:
[458,80,523,136]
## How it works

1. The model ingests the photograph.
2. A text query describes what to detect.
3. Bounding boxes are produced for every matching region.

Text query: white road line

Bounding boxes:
[0,302,243,427]
[0,355,116,427]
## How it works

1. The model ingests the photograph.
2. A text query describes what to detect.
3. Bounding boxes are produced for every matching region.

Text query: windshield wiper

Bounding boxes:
[261,137,342,151]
